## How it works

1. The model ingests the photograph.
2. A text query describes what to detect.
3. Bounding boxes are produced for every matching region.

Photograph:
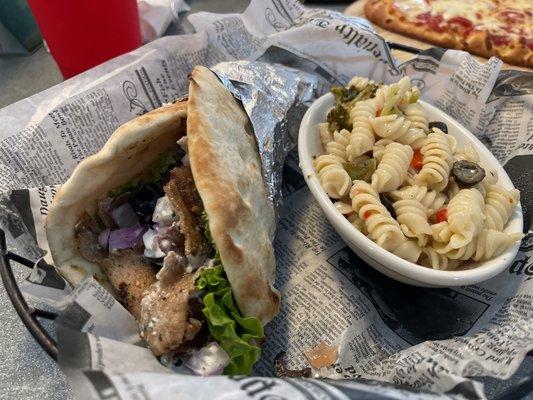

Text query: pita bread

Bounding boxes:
[47,69,280,326]
[187,66,280,324]
[46,101,187,288]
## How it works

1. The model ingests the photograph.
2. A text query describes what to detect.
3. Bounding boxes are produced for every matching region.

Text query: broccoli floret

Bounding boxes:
[343,158,377,182]
[368,82,382,98]
[331,86,360,105]
[327,105,352,132]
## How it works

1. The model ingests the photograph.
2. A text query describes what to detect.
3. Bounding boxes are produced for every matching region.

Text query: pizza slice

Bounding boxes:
[364,0,533,68]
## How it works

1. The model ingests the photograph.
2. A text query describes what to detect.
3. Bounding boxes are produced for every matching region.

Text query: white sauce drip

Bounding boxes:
[177,136,189,166]
[186,342,230,376]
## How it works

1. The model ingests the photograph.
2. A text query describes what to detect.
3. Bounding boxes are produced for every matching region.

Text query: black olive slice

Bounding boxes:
[452,160,486,186]
[380,194,396,218]
[274,352,311,378]
[428,121,448,134]
[131,183,163,221]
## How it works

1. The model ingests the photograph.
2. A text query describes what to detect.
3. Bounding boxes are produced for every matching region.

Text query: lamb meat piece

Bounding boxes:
[75,213,157,321]
[164,166,210,258]
[100,249,157,321]
[140,251,202,356]
[168,167,204,218]
[75,214,107,263]
[171,298,210,357]
[158,221,185,255]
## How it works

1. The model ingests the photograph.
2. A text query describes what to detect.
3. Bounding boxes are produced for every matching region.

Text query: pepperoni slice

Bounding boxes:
[448,16,474,35]
[491,35,511,46]
[500,10,525,23]
[416,12,447,33]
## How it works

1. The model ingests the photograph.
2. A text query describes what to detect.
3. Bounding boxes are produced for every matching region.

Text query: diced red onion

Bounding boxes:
[108,225,148,251]
[97,229,110,250]
[110,202,139,228]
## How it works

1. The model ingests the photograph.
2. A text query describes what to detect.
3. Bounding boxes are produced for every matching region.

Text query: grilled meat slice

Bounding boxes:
[140,251,201,356]
[164,166,209,257]
[75,214,107,263]
[75,214,156,320]
[100,249,157,320]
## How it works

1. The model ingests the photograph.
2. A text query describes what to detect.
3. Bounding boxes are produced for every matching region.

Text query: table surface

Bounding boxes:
[0,1,530,399]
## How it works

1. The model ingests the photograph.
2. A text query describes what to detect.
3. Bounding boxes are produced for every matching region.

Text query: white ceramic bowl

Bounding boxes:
[298,93,523,287]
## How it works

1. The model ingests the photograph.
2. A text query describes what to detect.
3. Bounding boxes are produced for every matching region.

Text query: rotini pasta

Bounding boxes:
[350,181,405,248]
[446,188,485,249]
[419,247,460,270]
[435,229,523,261]
[430,221,453,244]
[393,199,432,245]
[415,128,456,192]
[372,139,393,162]
[453,144,480,163]
[348,76,371,90]
[318,122,333,150]
[399,102,429,133]
[346,99,377,161]
[373,76,413,114]
[392,239,422,264]
[314,154,351,199]
[350,181,421,263]
[371,142,413,193]
[485,185,520,231]
[372,114,426,149]
[390,185,447,216]
[325,129,350,159]
[334,201,353,215]
[315,75,522,271]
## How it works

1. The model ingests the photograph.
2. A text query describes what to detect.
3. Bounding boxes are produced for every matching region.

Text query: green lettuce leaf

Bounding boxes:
[196,265,264,375]
[148,151,178,185]
[108,151,178,198]
[201,211,221,264]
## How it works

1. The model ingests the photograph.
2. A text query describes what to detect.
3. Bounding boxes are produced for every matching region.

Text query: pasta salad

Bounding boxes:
[314,76,523,270]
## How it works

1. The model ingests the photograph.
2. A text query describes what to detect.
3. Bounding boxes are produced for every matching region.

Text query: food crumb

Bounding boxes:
[305,341,339,369]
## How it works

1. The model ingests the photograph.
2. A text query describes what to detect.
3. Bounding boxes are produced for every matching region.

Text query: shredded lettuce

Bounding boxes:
[108,151,178,198]
[196,262,263,374]
[201,211,214,244]
[201,210,221,264]
[148,151,178,185]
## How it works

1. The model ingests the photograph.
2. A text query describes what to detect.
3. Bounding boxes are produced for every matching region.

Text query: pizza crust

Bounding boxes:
[365,0,459,50]
[364,0,533,68]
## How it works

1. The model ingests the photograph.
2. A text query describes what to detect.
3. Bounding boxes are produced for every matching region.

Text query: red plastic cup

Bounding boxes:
[28,0,142,78]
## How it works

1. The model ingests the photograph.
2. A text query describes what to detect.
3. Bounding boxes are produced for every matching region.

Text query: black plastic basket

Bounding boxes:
[0,229,58,359]
[2,227,533,399]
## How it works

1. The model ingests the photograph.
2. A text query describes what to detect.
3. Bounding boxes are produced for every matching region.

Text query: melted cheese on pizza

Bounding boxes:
[393,0,532,39]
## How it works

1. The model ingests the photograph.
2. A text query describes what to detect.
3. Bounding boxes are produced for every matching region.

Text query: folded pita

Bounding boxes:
[45,66,280,374]
[188,66,280,323]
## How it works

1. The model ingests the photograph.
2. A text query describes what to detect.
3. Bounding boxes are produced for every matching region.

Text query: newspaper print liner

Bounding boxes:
[0,0,532,399]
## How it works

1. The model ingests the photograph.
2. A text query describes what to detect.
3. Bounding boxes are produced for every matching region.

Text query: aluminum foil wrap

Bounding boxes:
[213,61,317,225]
